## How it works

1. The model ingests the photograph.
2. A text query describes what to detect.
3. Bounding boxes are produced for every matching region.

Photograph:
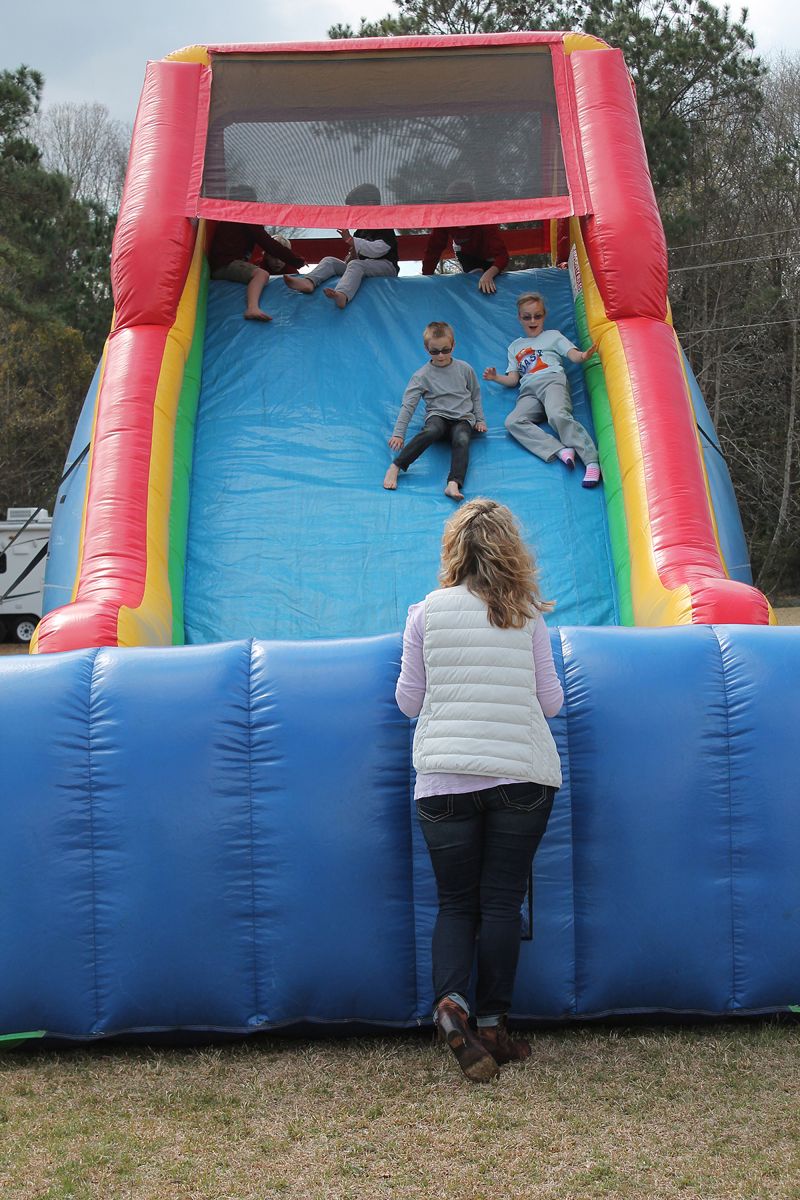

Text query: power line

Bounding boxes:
[669,250,797,273]
[668,225,800,252]
[679,317,797,336]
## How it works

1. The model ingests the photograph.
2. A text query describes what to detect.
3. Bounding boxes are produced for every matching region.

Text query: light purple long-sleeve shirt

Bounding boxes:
[396,600,564,799]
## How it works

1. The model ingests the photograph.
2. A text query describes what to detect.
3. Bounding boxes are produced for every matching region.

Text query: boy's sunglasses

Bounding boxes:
[520,311,545,320]
[428,346,453,356]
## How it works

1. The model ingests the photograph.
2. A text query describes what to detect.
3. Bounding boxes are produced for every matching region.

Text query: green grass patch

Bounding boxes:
[1,1022,798,1199]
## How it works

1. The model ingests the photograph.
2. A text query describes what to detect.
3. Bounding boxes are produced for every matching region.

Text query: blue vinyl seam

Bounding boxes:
[86,648,101,1032]
[39,998,794,1042]
[246,640,261,1023]
[714,626,740,1010]
[406,718,422,1023]
[556,630,579,1017]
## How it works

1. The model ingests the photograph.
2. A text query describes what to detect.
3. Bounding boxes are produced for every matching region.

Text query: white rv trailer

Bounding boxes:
[0,508,51,643]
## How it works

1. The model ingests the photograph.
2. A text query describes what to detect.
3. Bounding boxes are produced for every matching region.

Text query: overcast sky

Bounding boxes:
[5,0,800,126]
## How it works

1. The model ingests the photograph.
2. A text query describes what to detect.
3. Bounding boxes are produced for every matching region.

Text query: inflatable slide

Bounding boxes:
[1,32,797,1041]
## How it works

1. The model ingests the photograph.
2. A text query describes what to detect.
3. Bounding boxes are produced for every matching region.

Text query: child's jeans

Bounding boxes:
[394,416,473,486]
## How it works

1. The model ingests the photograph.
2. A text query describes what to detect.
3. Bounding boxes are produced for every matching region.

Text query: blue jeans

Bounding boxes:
[394,416,473,486]
[417,781,554,1018]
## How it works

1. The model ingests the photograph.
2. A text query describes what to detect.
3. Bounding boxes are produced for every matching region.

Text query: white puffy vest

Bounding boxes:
[412,584,562,787]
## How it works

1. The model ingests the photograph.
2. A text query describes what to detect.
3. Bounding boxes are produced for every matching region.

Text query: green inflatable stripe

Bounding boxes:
[575,293,634,627]
[0,1030,45,1049]
[169,262,210,645]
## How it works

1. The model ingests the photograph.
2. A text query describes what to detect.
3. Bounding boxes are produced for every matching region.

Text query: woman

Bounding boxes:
[396,498,564,1083]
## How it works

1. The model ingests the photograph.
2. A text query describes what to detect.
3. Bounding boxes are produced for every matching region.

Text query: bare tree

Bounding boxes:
[669,52,800,596]
[33,101,130,212]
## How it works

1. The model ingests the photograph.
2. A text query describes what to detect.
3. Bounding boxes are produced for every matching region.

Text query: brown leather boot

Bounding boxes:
[435,998,500,1083]
[476,1016,531,1065]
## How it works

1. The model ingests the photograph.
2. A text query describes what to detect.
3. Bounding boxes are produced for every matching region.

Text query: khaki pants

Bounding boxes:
[303,256,397,301]
[505,372,598,464]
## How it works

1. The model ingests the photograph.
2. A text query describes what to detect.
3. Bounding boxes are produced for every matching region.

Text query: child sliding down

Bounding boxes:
[484,292,602,488]
[384,322,486,501]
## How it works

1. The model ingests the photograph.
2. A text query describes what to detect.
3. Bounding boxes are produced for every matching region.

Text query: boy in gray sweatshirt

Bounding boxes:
[384,322,486,500]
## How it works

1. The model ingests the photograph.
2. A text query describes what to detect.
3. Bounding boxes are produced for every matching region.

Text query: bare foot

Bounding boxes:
[383,464,400,490]
[244,309,272,322]
[445,481,464,501]
[323,287,348,309]
[283,275,314,293]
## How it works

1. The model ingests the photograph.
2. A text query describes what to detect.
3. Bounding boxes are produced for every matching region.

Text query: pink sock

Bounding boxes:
[582,462,602,488]
[558,448,575,469]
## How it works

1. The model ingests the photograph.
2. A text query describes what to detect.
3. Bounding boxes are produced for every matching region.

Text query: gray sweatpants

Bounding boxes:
[304,255,397,301]
[505,371,598,464]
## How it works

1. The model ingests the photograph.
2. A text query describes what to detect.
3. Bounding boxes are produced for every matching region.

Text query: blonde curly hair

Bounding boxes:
[439,498,554,628]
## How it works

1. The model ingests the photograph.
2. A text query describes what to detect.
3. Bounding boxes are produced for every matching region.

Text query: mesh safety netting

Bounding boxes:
[201,47,568,213]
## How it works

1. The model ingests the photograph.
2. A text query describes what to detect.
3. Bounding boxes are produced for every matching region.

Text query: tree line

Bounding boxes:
[1,1,797,595]
[0,66,127,519]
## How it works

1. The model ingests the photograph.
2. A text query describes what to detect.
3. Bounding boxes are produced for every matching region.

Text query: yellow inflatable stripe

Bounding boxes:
[573,220,694,625]
[165,45,211,65]
[115,233,205,647]
[563,33,609,54]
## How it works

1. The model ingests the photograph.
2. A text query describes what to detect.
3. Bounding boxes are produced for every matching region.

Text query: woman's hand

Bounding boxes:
[388,435,404,451]
[475,420,488,434]
[478,269,498,294]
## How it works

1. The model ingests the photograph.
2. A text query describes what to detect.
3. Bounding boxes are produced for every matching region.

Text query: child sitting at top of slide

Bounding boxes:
[421,179,509,295]
[483,292,602,488]
[284,183,399,309]
[384,322,486,501]
[208,187,305,322]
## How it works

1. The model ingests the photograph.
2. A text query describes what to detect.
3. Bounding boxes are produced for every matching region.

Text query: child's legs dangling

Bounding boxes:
[504,384,563,462]
[541,378,598,465]
[336,257,396,302]
[244,267,271,320]
[393,416,449,472]
[303,256,347,289]
[446,420,473,487]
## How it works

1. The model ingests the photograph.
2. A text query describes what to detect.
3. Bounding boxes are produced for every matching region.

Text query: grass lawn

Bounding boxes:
[2,1021,800,1199]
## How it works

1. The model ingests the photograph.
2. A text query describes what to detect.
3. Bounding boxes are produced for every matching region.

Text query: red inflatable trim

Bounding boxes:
[572,49,667,321]
[617,319,770,623]
[36,61,203,651]
[187,39,589,226]
[204,33,567,55]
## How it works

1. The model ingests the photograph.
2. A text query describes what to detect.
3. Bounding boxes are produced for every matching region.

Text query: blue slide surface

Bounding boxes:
[184,268,618,642]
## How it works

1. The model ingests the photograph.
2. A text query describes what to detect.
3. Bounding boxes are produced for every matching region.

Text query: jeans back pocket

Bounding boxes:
[498,783,554,813]
[416,794,455,822]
